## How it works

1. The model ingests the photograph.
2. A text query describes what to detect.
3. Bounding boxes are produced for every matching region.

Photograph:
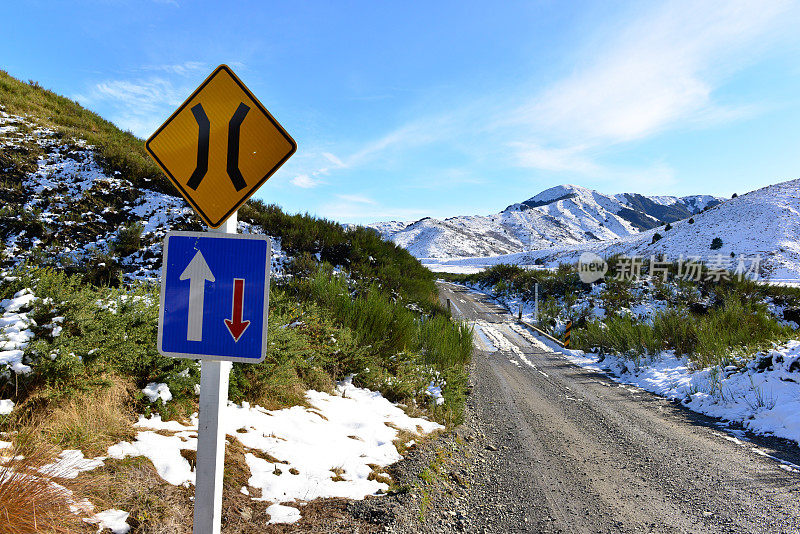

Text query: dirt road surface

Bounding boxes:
[387,282,800,533]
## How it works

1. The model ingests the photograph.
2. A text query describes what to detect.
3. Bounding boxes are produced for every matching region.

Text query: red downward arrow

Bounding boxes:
[224,278,250,342]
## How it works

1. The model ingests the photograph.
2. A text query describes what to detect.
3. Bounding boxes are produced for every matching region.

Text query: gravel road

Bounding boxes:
[384,282,800,533]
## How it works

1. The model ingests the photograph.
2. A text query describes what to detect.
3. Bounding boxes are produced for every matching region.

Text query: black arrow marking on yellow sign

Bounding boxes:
[186,104,210,190]
[226,102,250,191]
[186,102,251,192]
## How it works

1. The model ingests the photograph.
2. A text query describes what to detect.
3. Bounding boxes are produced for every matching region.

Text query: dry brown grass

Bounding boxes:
[9,378,136,457]
[79,456,192,534]
[0,447,93,534]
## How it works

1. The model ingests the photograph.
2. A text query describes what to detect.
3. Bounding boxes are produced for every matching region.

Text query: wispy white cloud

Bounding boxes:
[72,62,213,137]
[514,1,791,142]
[289,115,460,189]
[283,1,797,199]
[497,0,796,177]
[141,61,207,76]
[509,142,599,174]
[335,193,376,204]
[322,152,346,168]
[291,174,322,188]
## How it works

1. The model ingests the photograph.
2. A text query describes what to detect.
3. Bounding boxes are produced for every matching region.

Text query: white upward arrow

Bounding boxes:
[179,250,215,342]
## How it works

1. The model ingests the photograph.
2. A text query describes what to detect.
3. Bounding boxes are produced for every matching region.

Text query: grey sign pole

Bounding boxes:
[193,212,237,534]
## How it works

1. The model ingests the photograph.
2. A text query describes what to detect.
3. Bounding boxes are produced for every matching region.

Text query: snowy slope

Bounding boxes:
[0,108,285,280]
[427,178,800,280]
[371,184,721,259]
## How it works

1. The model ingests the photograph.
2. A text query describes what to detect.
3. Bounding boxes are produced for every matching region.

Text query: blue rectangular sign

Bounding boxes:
[158,231,270,363]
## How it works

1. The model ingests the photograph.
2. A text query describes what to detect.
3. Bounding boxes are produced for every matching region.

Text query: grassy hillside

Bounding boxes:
[0,72,471,531]
[0,70,169,193]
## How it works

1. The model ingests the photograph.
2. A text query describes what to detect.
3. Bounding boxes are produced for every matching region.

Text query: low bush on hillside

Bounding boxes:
[444,260,800,368]
[240,201,440,314]
[576,294,792,367]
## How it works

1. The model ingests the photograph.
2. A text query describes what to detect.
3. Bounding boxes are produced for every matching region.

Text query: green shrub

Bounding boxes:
[112,222,144,257]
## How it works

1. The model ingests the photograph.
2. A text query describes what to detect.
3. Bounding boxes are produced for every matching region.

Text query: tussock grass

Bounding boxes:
[9,377,136,457]
[0,446,92,534]
[81,456,191,534]
[299,269,472,423]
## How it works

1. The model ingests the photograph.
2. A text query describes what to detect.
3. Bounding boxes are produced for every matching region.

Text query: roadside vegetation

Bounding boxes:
[0,71,472,530]
[441,260,800,368]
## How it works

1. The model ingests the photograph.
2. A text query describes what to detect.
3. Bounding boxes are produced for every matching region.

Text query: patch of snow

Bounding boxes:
[39,449,105,479]
[85,509,131,534]
[0,399,14,415]
[0,288,36,374]
[266,503,301,524]
[108,379,443,523]
[142,382,172,403]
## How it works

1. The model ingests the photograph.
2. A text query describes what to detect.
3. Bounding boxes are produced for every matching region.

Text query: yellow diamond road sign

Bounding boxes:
[146,65,296,228]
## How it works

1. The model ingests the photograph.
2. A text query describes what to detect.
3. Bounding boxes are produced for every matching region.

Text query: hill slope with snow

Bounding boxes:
[427,178,800,280]
[371,184,721,259]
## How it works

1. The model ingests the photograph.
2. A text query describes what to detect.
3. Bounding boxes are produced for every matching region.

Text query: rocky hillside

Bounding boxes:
[371,184,721,259]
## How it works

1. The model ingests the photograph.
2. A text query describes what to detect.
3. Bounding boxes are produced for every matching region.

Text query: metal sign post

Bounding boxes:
[193,213,235,534]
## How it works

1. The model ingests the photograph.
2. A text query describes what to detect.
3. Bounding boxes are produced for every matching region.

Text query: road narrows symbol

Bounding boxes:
[180,250,215,341]
[225,278,250,342]
[227,103,250,191]
[187,104,210,191]
[184,101,251,192]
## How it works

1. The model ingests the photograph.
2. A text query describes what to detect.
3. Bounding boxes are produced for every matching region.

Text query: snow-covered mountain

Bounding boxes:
[425,178,800,281]
[370,184,722,259]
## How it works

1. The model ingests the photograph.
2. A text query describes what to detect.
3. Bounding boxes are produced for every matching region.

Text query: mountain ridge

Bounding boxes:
[426,177,800,281]
[370,184,723,259]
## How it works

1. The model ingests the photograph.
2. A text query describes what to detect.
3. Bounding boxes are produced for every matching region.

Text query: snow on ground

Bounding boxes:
[141,382,173,403]
[108,378,443,524]
[0,110,289,284]
[39,449,106,479]
[549,342,800,446]
[85,509,131,534]
[0,399,13,414]
[0,288,37,374]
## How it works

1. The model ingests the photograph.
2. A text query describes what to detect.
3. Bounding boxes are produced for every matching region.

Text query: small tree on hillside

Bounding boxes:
[711,237,723,250]
[651,233,662,244]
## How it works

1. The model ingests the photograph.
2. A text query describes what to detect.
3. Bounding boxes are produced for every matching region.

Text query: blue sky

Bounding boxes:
[4,1,800,224]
